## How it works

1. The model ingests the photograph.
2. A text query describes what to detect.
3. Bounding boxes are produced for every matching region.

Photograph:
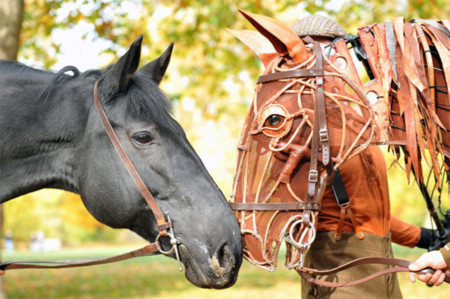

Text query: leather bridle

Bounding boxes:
[230,42,332,260]
[0,80,183,271]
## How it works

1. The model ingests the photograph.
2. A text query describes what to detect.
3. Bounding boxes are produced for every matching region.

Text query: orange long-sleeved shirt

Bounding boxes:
[317,146,421,247]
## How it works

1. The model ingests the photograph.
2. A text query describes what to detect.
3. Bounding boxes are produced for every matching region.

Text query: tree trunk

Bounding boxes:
[0,0,24,60]
[0,1,24,298]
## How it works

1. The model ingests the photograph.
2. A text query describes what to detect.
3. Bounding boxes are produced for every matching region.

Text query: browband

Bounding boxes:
[257,68,324,84]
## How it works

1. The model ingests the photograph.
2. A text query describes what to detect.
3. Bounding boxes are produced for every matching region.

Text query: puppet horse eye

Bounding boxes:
[264,114,284,128]
[132,132,153,145]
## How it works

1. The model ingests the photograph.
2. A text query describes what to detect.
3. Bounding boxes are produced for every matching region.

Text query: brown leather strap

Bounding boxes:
[334,204,365,241]
[314,43,330,167]
[297,256,450,287]
[229,202,321,211]
[0,243,161,271]
[334,206,347,240]
[307,42,330,200]
[93,81,171,232]
[299,267,407,287]
[346,206,365,239]
[257,68,324,84]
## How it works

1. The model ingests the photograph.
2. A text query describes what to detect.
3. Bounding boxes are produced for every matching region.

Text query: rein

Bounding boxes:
[297,256,450,287]
[0,81,183,272]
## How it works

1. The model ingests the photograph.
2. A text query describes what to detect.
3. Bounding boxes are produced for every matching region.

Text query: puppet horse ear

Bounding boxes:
[238,9,309,64]
[227,29,277,67]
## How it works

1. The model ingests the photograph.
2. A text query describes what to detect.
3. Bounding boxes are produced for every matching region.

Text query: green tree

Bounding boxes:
[1,0,448,252]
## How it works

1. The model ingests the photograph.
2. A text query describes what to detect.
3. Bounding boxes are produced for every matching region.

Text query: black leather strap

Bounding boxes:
[332,169,349,206]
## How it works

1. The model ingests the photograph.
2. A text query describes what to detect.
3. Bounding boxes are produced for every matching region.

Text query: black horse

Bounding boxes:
[0,36,242,289]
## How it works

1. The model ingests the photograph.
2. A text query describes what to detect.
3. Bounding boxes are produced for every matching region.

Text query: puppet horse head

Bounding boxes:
[229,11,378,271]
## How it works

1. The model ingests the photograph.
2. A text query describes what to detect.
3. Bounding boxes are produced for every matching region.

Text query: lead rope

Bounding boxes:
[297,256,450,287]
[0,81,183,272]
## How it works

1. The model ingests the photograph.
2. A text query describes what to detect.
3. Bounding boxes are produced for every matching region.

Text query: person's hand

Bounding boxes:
[409,251,450,286]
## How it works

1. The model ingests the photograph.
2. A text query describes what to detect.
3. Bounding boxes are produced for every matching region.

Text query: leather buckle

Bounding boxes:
[319,128,329,142]
[308,170,318,183]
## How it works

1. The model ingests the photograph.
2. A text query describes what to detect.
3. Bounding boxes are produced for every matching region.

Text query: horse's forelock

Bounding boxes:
[125,74,178,134]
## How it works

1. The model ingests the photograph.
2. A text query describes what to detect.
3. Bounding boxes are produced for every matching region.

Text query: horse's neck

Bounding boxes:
[0,65,91,202]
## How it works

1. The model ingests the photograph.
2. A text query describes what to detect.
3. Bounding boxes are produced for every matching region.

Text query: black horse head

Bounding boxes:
[0,36,242,288]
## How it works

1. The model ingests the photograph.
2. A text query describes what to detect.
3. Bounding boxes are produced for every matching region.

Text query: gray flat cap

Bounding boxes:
[292,15,347,38]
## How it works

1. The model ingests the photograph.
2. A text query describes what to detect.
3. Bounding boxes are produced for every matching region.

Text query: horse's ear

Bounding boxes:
[139,43,174,85]
[238,10,309,63]
[227,29,277,67]
[102,35,143,93]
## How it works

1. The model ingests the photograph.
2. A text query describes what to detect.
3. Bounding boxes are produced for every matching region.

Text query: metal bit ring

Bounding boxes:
[288,218,316,249]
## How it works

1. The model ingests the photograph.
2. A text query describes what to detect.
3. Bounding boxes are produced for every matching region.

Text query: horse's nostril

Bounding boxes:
[216,243,226,265]
[210,243,235,278]
[221,244,235,269]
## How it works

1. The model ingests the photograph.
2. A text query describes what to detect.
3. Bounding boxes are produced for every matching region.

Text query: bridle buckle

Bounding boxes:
[308,170,319,183]
[319,128,329,142]
[156,213,183,271]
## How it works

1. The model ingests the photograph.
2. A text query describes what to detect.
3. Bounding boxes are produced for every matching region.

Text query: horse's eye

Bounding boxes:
[264,115,284,128]
[132,132,153,145]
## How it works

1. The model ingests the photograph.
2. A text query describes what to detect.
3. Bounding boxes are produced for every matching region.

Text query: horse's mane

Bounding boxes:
[37,64,176,134]
[0,60,51,77]
[0,59,176,134]
[39,66,81,102]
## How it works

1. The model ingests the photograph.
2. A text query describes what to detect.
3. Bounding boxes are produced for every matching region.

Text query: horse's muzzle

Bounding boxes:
[179,242,241,289]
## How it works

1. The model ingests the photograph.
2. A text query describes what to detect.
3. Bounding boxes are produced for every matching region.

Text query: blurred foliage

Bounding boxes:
[3,190,119,245]
[4,0,449,244]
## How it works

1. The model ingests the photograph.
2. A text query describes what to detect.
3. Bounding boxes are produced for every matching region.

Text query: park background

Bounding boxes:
[1,0,449,297]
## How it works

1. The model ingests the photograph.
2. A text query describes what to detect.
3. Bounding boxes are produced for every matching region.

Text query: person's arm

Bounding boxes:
[390,216,443,249]
[440,243,450,268]
[408,242,450,286]
[390,216,421,247]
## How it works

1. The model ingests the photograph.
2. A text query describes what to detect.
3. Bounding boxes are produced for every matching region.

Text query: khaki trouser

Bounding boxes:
[301,231,402,299]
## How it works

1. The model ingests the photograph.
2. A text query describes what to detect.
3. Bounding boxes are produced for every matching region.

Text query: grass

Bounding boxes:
[1,244,448,298]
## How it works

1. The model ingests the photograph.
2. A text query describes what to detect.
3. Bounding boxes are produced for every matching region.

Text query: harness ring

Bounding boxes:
[288,217,316,249]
